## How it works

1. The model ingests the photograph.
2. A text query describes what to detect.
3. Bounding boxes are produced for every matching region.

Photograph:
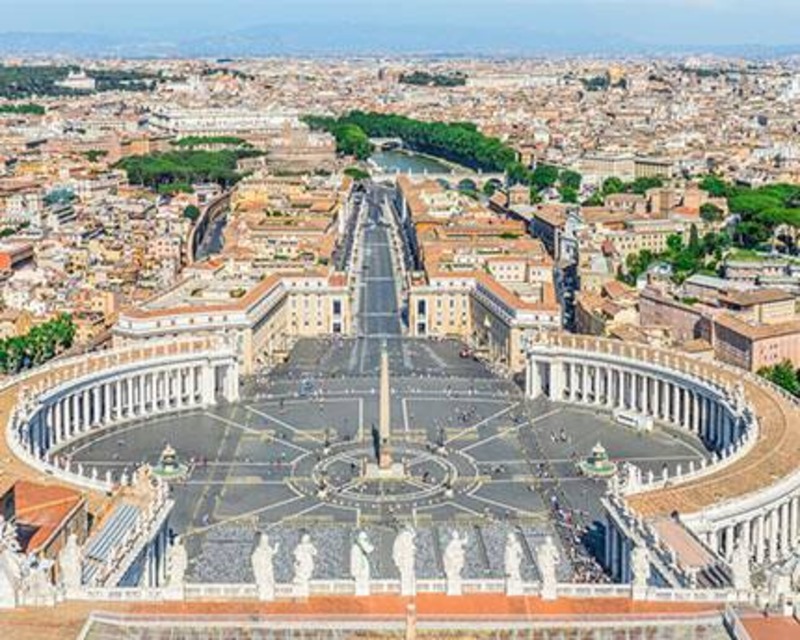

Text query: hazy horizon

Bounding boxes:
[1,0,799,56]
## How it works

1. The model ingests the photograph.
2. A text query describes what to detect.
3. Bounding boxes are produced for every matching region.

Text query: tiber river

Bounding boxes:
[369,149,456,174]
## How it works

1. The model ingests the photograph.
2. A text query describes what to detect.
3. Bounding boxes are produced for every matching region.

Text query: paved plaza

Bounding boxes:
[61,196,706,585]
[63,335,706,584]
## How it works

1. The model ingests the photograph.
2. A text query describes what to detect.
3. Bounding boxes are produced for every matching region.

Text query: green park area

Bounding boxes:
[116,148,261,195]
[0,314,76,374]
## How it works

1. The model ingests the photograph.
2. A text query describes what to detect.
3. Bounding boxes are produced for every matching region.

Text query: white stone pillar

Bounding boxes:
[581,364,588,402]
[92,386,100,426]
[781,502,790,557]
[741,519,751,557]
[54,400,63,440]
[115,379,123,418]
[178,369,186,408]
[791,497,800,549]
[137,375,144,414]
[755,514,765,563]
[682,390,691,430]
[71,393,79,435]
[201,364,215,406]
[567,363,576,401]
[81,390,89,431]
[550,359,564,401]
[103,382,111,422]
[724,524,734,560]
[769,510,779,561]
[671,384,679,425]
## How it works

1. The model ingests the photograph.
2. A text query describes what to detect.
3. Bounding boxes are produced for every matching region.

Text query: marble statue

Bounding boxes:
[252,533,279,601]
[168,536,188,588]
[535,535,560,600]
[443,531,468,596]
[0,517,22,609]
[504,532,524,596]
[350,531,374,596]
[58,533,82,593]
[631,545,650,593]
[293,534,317,598]
[393,527,416,597]
[731,542,752,592]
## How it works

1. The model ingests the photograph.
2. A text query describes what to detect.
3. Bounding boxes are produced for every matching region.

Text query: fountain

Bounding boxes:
[152,443,189,479]
[577,442,618,478]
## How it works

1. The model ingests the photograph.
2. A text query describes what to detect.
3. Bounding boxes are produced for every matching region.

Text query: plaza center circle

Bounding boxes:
[288,441,481,509]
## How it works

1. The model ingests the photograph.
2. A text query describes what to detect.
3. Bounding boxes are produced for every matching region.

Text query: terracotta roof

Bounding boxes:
[714,313,800,341]
[720,288,796,308]
[0,594,725,640]
[13,480,83,553]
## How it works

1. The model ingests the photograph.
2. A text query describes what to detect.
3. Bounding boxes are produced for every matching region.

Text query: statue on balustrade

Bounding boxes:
[252,532,279,601]
[293,534,317,598]
[58,533,83,594]
[504,532,524,596]
[350,531,374,596]
[0,517,23,608]
[168,535,188,588]
[731,542,752,592]
[443,530,468,596]
[535,535,560,600]
[393,527,416,597]
[631,545,650,590]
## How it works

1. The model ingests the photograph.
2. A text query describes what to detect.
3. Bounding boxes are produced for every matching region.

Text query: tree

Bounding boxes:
[483,181,498,197]
[688,224,701,256]
[699,175,731,198]
[304,111,516,172]
[666,234,684,255]
[506,162,530,186]
[630,176,664,195]
[344,166,370,181]
[759,361,800,397]
[602,177,625,196]
[582,192,604,207]
[183,205,201,222]
[531,164,559,191]
[559,169,582,191]
[559,186,579,204]
[700,203,724,223]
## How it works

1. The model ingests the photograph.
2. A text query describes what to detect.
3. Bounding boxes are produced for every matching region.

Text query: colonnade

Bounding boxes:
[12,354,239,476]
[525,334,800,583]
[527,357,741,453]
[704,493,800,565]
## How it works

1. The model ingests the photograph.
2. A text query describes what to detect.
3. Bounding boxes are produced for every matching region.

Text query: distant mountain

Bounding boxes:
[0,26,799,59]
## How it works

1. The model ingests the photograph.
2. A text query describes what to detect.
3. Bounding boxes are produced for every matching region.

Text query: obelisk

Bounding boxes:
[378,342,392,469]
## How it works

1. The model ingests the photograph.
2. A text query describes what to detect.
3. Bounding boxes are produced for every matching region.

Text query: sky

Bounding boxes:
[0,0,798,51]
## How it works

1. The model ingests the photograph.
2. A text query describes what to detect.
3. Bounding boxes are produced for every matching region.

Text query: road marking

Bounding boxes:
[265,501,325,531]
[461,409,561,453]
[402,398,410,434]
[207,412,310,455]
[466,490,539,517]
[243,406,325,446]
[186,494,306,538]
[420,342,447,369]
[445,402,522,446]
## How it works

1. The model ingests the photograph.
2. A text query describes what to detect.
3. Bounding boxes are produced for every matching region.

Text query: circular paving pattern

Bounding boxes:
[288,440,481,511]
